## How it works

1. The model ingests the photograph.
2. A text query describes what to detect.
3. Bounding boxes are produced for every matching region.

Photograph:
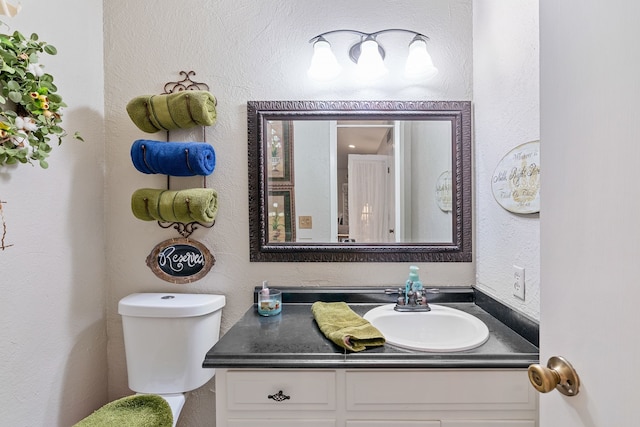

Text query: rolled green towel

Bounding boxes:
[131,188,163,221]
[131,188,218,223]
[311,301,385,352]
[73,394,172,427]
[126,90,217,133]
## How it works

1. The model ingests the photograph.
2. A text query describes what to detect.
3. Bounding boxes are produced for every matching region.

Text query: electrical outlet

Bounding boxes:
[299,216,313,229]
[513,265,525,300]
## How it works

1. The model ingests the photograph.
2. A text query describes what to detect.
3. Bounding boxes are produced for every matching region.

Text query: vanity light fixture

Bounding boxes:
[307,29,438,82]
[307,37,342,81]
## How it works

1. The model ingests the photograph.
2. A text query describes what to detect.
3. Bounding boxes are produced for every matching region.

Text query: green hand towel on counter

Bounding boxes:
[131,188,218,223]
[73,394,172,427]
[126,90,217,133]
[311,301,385,352]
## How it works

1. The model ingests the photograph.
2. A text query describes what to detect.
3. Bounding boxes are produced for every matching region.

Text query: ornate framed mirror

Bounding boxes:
[248,100,471,262]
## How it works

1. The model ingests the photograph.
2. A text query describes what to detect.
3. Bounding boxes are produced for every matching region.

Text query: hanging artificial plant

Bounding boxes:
[0,27,82,168]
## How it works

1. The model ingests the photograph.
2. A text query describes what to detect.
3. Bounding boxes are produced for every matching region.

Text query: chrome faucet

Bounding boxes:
[385,286,431,312]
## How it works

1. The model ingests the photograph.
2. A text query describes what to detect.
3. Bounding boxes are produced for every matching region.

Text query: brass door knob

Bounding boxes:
[528,356,580,396]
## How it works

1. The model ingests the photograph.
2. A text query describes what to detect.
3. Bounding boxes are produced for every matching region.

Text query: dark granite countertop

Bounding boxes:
[203,287,539,369]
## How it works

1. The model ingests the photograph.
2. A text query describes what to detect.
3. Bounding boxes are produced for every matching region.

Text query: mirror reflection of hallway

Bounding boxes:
[348,154,393,243]
[288,118,455,244]
[337,120,395,243]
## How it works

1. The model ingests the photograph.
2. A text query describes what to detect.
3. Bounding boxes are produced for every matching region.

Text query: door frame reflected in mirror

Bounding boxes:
[248,100,472,262]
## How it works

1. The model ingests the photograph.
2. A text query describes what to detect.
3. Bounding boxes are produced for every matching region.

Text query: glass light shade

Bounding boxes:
[356,39,388,81]
[404,38,438,80]
[307,39,342,81]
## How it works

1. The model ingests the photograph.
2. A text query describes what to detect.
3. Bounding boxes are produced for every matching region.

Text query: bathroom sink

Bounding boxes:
[363,304,490,352]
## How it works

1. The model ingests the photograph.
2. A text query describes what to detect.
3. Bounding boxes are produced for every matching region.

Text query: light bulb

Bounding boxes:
[404,37,438,80]
[307,38,342,81]
[356,39,388,81]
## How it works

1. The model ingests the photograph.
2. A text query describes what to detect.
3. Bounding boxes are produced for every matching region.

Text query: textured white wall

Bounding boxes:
[0,1,106,425]
[103,1,473,425]
[411,121,453,242]
[473,0,541,320]
[294,121,332,242]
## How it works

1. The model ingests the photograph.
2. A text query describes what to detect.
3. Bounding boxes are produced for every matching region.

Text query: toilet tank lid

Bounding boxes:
[118,293,226,318]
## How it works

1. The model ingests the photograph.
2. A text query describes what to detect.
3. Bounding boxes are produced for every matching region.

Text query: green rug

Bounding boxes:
[73,394,173,427]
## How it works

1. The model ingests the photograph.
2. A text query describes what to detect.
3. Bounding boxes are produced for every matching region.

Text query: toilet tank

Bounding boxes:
[118,293,225,394]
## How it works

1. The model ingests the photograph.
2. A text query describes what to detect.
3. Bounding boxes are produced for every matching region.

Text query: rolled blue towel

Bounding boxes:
[130,139,216,176]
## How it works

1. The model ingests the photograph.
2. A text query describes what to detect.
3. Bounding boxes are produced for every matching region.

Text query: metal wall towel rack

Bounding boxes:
[157,70,215,238]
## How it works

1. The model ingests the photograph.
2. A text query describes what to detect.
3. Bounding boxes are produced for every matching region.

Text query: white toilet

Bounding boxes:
[118,292,225,426]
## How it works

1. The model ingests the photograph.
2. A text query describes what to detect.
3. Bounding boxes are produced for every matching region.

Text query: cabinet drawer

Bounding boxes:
[228,420,336,427]
[347,421,441,426]
[346,370,536,411]
[226,370,336,411]
[442,422,535,427]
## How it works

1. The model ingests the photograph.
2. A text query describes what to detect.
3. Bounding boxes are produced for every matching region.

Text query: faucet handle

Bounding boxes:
[384,287,407,305]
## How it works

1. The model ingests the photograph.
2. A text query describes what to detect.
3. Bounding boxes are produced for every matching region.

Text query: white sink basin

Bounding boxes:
[363,304,490,352]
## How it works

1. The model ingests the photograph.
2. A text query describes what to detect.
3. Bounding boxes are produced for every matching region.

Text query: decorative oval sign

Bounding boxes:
[146,238,215,284]
[491,140,540,214]
[435,170,452,212]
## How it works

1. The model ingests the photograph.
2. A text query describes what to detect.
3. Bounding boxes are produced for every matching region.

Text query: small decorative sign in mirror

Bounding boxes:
[146,238,215,283]
[436,171,452,212]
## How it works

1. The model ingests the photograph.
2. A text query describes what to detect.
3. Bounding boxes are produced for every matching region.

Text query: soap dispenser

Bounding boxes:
[402,265,423,305]
[257,281,282,316]
[407,265,423,292]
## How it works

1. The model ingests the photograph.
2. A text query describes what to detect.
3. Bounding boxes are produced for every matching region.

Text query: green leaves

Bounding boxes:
[0,28,76,169]
[47,93,61,103]
[8,90,20,103]
[0,144,28,165]
[6,79,21,102]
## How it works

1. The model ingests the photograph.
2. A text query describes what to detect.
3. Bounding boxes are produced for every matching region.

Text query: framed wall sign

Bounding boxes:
[267,189,295,243]
[491,140,540,214]
[146,237,215,284]
[266,120,293,185]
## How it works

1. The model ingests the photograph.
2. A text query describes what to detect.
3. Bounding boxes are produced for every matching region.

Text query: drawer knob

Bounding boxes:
[267,390,291,402]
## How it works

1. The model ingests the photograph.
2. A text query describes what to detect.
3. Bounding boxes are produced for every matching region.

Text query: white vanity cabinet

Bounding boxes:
[215,369,538,427]
[219,370,337,427]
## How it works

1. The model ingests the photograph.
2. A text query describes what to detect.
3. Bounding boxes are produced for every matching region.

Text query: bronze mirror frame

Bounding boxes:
[248,100,472,262]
